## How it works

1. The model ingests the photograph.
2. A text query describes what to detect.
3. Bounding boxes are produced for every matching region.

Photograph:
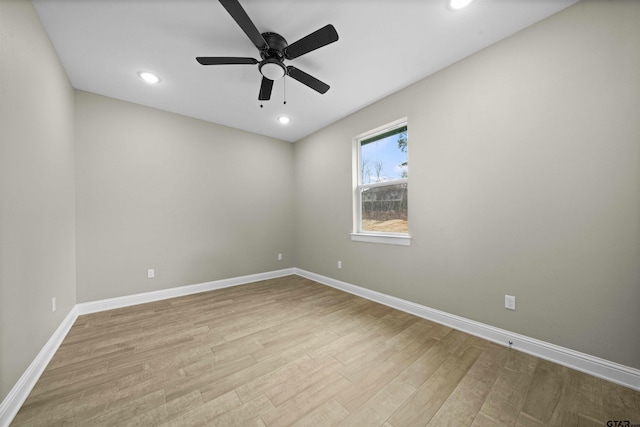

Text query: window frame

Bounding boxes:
[351,117,411,246]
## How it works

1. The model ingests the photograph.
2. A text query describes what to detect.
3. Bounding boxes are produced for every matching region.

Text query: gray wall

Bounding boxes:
[75,91,295,302]
[2,0,639,406]
[0,0,77,399]
[294,0,640,369]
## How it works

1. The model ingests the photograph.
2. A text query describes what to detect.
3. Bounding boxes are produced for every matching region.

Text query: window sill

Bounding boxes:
[350,233,411,246]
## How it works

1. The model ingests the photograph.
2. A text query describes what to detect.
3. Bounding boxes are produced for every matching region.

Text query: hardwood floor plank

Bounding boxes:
[335,360,403,412]
[84,389,166,426]
[120,404,169,427]
[569,370,604,425]
[521,359,568,423]
[261,372,351,427]
[396,340,450,389]
[263,357,345,407]
[28,360,110,396]
[18,362,145,412]
[11,390,100,426]
[386,335,439,370]
[207,394,274,427]
[340,321,437,384]
[39,346,136,376]
[546,368,611,427]
[234,355,317,402]
[338,377,416,426]
[290,399,350,427]
[475,349,538,425]
[164,390,203,420]
[333,331,388,366]
[159,390,243,426]
[337,320,426,381]
[183,351,255,378]
[388,345,484,426]
[603,377,640,422]
[427,343,507,426]
[470,411,511,427]
[165,354,257,402]
[307,331,370,362]
[198,348,308,403]
[251,326,337,362]
[11,275,640,426]
[515,412,546,426]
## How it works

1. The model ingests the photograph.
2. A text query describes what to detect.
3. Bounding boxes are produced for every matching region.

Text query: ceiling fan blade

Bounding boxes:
[196,57,258,65]
[284,24,339,60]
[287,66,330,94]
[219,0,268,51]
[258,77,274,101]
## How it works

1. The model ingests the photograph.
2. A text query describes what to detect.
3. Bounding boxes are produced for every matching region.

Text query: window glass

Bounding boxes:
[355,121,408,236]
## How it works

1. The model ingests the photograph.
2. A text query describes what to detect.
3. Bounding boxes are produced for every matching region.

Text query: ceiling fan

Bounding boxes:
[196,0,339,102]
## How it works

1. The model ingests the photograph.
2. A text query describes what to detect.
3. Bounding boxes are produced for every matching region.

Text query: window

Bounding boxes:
[352,118,410,246]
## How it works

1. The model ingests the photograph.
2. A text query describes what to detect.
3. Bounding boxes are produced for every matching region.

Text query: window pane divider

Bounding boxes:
[359,178,407,190]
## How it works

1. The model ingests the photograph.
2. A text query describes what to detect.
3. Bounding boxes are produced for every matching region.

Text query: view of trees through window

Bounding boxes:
[359,125,408,233]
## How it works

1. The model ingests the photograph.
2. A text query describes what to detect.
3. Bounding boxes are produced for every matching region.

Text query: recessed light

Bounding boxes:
[278,116,290,125]
[138,71,160,84]
[448,0,474,10]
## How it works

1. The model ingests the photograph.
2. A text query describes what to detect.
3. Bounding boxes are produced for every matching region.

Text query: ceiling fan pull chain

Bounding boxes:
[284,76,287,105]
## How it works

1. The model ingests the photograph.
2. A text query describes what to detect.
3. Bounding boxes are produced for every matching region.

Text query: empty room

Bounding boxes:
[1,0,639,425]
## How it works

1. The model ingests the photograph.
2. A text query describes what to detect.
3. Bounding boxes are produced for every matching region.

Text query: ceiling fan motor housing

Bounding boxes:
[259,32,288,80]
[261,32,288,59]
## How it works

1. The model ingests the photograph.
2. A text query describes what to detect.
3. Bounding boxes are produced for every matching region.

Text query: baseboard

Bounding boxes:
[294,268,640,392]
[76,268,296,315]
[0,306,79,427]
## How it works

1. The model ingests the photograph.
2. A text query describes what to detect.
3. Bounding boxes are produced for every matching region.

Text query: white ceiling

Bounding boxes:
[32,0,579,142]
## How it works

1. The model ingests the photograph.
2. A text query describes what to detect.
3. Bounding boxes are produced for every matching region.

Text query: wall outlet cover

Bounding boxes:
[505,294,516,310]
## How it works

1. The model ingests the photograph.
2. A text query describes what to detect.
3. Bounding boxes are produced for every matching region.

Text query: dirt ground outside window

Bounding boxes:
[361,219,408,233]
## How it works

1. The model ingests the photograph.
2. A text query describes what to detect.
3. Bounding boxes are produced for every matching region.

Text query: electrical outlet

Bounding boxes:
[338,260,342,269]
[147,269,155,279]
[52,297,56,312]
[277,253,283,261]
[505,295,516,310]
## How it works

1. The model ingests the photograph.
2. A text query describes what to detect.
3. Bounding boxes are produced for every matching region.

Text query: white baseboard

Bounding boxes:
[294,268,640,392]
[76,268,296,315]
[0,306,79,427]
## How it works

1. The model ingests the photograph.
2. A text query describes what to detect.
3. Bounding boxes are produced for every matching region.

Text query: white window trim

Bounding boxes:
[350,232,411,246]
[351,117,411,246]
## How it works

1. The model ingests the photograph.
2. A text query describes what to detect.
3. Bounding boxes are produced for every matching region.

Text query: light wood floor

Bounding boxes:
[12,275,640,426]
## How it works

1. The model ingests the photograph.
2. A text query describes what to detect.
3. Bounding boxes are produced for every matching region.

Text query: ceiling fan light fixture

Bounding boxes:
[259,58,286,81]
[278,116,290,124]
[138,71,160,84]
[448,0,474,10]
